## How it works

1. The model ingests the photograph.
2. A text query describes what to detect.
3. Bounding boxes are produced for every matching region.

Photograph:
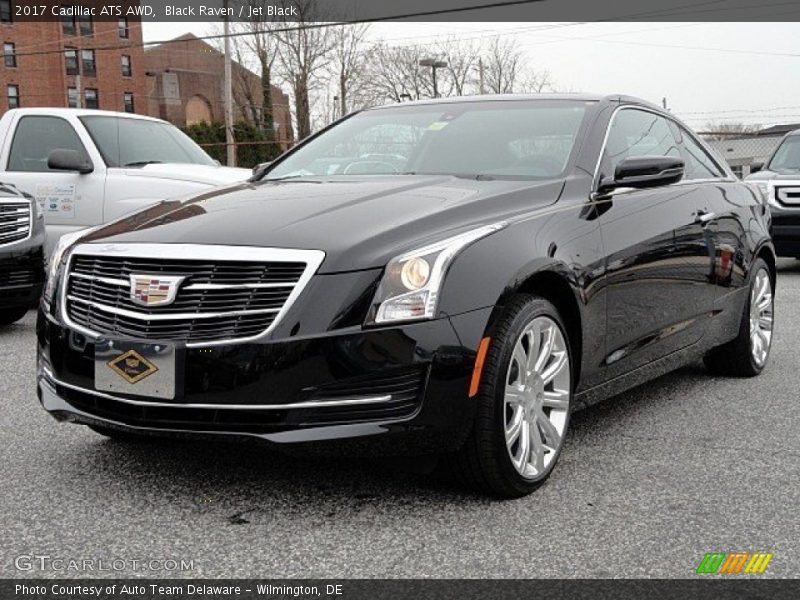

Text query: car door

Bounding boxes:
[671,121,748,294]
[596,107,717,379]
[1,114,106,252]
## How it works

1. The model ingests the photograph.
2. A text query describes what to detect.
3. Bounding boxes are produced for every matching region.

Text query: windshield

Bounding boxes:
[267,100,592,180]
[80,116,216,168]
[768,136,800,173]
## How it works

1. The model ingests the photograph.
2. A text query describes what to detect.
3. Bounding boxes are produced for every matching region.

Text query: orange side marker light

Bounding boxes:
[468,337,491,397]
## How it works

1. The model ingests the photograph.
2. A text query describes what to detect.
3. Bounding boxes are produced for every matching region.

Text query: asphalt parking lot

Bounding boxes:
[2,260,799,579]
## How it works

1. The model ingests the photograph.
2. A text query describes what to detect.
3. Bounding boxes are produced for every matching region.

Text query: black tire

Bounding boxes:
[448,295,573,498]
[0,306,28,327]
[704,257,773,377]
[88,424,147,442]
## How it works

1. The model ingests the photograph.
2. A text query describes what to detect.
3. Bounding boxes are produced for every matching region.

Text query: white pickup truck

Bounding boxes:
[0,108,250,254]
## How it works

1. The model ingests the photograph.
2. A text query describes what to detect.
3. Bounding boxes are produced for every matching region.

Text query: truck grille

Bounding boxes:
[0,200,31,246]
[63,244,325,346]
[775,186,800,207]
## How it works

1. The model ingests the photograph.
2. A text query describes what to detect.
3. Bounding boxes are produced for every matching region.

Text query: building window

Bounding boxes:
[4,42,15,68]
[65,48,78,75]
[118,17,129,38]
[78,14,93,36]
[123,92,134,113]
[121,54,131,77]
[61,13,75,35]
[0,1,11,23]
[7,84,19,109]
[67,87,79,108]
[84,88,98,109]
[81,49,95,77]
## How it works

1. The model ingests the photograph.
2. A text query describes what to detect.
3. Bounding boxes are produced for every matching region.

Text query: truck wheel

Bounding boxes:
[0,307,28,327]
[450,295,573,498]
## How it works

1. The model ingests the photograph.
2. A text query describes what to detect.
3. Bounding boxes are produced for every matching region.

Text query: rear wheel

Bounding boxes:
[451,295,573,498]
[704,258,773,377]
[0,306,28,327]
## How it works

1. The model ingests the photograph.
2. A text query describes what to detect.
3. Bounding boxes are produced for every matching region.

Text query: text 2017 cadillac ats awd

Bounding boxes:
[37,95,774,497]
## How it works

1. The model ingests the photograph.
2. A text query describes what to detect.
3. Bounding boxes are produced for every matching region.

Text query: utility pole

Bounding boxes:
[223,3,235,167]
[419,58,448,98]
[478,58,485,95]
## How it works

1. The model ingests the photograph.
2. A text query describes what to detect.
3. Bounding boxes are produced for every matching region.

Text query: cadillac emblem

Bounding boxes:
[129,274,185,307]
[107,350,159,384]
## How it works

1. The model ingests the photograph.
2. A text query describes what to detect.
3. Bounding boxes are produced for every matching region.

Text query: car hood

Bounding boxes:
[83,175,564,273]
[746,169,800,181]
[123,163,250,186]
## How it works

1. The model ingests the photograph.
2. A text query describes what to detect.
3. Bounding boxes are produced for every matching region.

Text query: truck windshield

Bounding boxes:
[80,116,216,168]
[266,100,592,180]
[769,136,800,173]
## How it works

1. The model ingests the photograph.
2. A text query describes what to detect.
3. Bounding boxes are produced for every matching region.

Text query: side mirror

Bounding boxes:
[750,162,764,174]
[597,156,684,195]
[47,149,93,174]
[251,161,272,180]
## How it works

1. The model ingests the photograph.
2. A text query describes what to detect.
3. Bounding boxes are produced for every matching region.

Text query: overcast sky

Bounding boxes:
[142,22,800,130]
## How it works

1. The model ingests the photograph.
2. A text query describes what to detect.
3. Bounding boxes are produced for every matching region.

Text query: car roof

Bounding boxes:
[365,93,662,112]
[4,107,167,124]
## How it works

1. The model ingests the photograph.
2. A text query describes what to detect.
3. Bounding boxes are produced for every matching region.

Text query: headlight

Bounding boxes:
[42,229,91,307]
[368,222,507,324]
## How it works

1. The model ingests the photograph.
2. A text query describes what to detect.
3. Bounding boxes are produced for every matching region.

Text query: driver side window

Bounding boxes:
[601,108,681,180]
[7,116,89,172]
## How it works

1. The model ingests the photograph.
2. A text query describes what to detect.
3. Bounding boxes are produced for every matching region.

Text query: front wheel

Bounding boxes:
[704,258,774,377]
[451,295,573,498]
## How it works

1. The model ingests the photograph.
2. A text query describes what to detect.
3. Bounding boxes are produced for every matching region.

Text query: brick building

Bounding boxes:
[0,8,147,115]
[144,34,293,145]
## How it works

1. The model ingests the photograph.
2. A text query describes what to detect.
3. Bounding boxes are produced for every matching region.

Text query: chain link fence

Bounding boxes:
[699,132,784,178]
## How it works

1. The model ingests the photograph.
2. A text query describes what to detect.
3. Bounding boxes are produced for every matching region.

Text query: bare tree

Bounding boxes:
[232,6,282,138]
[328,23,371,118]
[517,68,554,93]
[275,0,332,139]
[437,38,479,97]
[481,38,523,94]
[701,121,762,140]
[367,44,434,102]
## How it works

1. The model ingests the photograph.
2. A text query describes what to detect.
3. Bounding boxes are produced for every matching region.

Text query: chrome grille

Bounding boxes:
[62,244,325,346]
[775,186,800,207]
[0,266,35,289]
[0,199,31,246]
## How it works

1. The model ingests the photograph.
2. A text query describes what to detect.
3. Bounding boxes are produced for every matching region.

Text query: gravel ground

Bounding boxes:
[1,259,799,579]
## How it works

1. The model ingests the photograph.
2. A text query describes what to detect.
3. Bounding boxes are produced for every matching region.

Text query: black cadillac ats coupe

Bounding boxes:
[37,95,774,497]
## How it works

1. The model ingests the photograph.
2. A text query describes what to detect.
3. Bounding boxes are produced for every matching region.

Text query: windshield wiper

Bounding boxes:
[123,160,164,167]
[261,174,322,183]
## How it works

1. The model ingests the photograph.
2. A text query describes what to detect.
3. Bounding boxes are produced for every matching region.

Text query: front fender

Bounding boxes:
[437,204,603,320]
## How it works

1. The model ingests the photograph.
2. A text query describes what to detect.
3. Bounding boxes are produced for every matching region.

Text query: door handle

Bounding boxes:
[694,210,716,225]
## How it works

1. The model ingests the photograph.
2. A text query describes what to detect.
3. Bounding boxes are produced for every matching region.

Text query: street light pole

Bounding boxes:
[419,58,448,98]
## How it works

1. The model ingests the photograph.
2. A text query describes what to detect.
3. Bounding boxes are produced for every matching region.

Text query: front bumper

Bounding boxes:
[37,307,491,454]
[770,210,800,256]
[0,234,45,308]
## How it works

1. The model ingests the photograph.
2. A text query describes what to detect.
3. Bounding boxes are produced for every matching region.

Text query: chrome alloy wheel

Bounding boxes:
[504,316,571,479]
[749,268,774,367]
